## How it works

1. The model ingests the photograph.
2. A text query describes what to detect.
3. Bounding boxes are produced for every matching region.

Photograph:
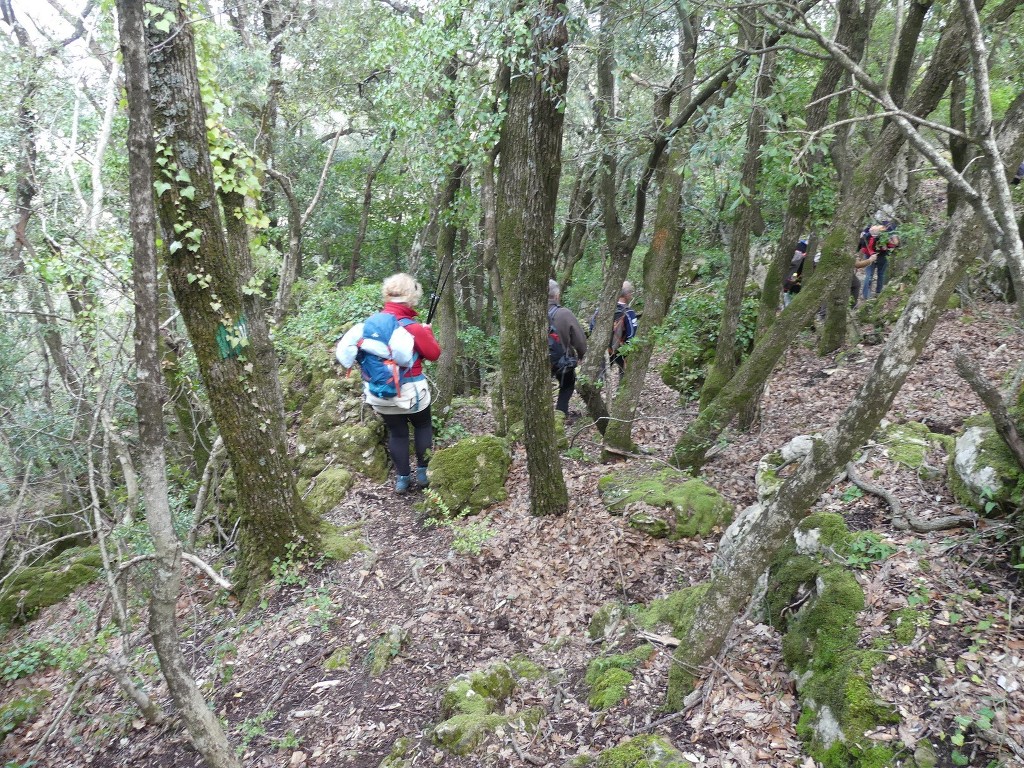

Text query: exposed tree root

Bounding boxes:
[845,461,974,532]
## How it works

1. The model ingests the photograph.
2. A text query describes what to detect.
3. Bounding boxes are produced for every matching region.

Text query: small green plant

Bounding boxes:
[421,489,496,556]
[270,541,310,588]
[433,417,470,443]
[844,531,897,569]
[907,579,931,607]
[270,731,301,750]
[237,710,276,749]
[0,640,58,683]
[840,485,865,503]
[304,586,335,632]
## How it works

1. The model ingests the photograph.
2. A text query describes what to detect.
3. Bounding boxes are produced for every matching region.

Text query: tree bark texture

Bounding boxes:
[672,3,978,471]
[116,2,241,764]
[700,48,776,409]
[668,88,1024,709]
[954,349,1024,471]
[145,0,319,593]
[495,0,570,516]
[604,144,686,452]
[433,164,465,415]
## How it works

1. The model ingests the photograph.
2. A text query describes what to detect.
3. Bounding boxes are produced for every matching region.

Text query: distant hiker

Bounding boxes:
[1013,161,1024,185]
[858,222,900,300]
[335,273,441,494]
[782,239,809,307]
[548,279,587,416]
[851,251,878,307]
[589,281,639,379]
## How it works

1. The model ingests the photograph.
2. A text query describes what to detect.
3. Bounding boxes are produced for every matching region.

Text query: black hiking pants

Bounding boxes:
[380,405,433,477]
[552,365,576,415]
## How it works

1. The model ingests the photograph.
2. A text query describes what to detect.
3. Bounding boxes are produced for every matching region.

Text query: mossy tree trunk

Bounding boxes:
[604,143,685,453]
[700,47,776,409]
[672,6,978,472]
[495,0,570,516]
[434,164,465,415]
[117,2,240,764]
[145,0,319,594]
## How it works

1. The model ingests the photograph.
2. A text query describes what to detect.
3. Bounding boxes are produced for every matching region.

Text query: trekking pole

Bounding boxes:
[426,258,453,325]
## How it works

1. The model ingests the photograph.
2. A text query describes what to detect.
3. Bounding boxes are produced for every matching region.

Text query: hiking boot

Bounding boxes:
[416,466,429,488]
[395,475,411,494]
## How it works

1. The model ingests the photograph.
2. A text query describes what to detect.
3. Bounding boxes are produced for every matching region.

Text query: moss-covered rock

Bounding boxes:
[0,688,50,742]
[303,467,354,516]
[366,626,408,676]
[0,546,103,627]
[766,516,900,768]
[598,468,732,540]
[588,602,627,643]
[877,421,949,478]
[755,436,814,502]
[585,645,653,710]
[950,415,1024,515]
[309,421,388,482]
[567,734,693,767]
[324,647,351,671]
[427,436,511,516]
[432,661,540,756]
[378,736,415,768]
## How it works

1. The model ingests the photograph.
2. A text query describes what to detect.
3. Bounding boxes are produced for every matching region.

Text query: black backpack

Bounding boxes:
[548,305,577,371]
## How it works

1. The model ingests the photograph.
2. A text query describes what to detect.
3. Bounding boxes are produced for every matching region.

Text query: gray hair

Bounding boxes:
[620,280,634,299]
[548,279,561,300]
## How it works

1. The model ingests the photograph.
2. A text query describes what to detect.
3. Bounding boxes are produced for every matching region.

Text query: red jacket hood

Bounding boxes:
[384,302,419,320]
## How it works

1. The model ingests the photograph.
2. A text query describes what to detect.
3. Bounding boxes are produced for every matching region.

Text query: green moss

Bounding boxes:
[379,736,415,768]
[324,647,351,671]
[591,734,692,767]
[433,662,519,755]
[585,645,653,710]
[320,522,365,562]
[0,688,50,741]
[588,602,626,642]
[309,422,388,482]
[303,467,354,516]
[366,627,408,676]
[887,608,927,645]
[878,422,947,473]
[508,655,546,680]
[633,584,709,640]
[949,415,1024,514]
[769,519,900,767]
[599,468,732,539]
[427,436,511,516]
[0,546,103,627]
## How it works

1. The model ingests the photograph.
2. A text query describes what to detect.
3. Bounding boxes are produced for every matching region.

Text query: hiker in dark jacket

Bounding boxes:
[608,281,639,376]
[782,239,808,307]
[548,279,587,416]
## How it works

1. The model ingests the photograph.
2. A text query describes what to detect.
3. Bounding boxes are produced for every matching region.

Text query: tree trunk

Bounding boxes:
[145,0,320,594]
[700,48,776,408]
[495,0,570,516]
[432,164,464,415]
[348,135,395,285]
[116,2,240,764]
[604,143,686,453]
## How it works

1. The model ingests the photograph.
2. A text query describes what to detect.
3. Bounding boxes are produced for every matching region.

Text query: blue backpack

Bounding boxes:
[355,313,420,399]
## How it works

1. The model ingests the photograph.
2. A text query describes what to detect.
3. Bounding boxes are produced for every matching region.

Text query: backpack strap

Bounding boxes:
[395,317,424,383]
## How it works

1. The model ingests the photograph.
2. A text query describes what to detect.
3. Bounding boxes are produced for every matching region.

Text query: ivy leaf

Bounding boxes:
[154,16,172,33]
[175,168,191,183]
[154,181,171,197]
[210,301,222,312]
[186,273,198,284]
[168,240,183,254]
[180,186,196,201]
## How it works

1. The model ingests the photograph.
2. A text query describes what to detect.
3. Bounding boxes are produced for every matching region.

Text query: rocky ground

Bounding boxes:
[2,299,1023,768]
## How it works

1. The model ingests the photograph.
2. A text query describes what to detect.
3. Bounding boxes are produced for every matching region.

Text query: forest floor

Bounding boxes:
[3,298,1024,768]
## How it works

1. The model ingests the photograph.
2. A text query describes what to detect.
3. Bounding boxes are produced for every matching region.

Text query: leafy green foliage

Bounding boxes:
[0,640,58,683]
[276,275,380,362]
[421,489,495,555]
[844,532,897,569]
[657,284,760,401]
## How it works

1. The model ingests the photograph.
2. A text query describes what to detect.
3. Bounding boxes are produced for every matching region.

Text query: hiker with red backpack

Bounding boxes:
[858,222,900,300]
[548,279,588,416]
[336,273,441,494]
